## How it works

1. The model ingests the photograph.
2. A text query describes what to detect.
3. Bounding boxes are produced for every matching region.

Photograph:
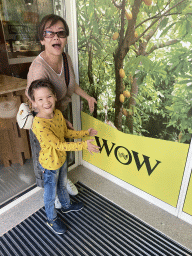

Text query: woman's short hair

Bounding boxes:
[28,79,56,101]
[38,14,69,41]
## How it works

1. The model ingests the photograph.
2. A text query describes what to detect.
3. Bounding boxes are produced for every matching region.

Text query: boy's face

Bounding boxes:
[33,87,57,118]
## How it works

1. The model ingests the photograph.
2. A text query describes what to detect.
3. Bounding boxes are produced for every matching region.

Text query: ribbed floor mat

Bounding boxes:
[0,182,191,256]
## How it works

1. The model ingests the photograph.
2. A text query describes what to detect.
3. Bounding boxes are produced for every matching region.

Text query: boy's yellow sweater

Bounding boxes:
[32,109,89,170]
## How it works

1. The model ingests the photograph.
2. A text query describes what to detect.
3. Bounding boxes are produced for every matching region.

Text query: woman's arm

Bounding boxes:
[74,82,97,114]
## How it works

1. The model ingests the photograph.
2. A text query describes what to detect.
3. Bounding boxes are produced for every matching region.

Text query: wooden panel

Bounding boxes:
[0,95,31,167]
[0,75,27,95]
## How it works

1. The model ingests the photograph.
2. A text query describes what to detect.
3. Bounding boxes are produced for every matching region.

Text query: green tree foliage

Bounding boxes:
[77,0,117,119]
[77,0,192,143]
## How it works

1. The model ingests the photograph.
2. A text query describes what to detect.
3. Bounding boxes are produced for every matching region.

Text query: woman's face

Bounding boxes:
[40,20,68,56]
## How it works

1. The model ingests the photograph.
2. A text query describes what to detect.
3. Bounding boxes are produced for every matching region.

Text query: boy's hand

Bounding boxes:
[87,139,100,155]
[88,128,98,136]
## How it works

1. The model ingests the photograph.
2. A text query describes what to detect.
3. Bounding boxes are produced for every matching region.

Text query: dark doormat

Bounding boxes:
[0,182,191,256]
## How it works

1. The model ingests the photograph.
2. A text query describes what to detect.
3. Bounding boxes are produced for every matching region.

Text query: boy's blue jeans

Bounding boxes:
[39,160,71,221]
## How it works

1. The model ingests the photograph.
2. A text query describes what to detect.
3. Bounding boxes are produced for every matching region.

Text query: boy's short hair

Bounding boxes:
[28,79,56,101]
[38,14,69,41]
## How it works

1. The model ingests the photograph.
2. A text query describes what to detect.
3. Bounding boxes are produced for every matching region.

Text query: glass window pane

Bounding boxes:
[1,0,54,63]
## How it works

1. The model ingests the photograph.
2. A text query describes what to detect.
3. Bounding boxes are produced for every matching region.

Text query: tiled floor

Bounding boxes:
[0,165,192,252]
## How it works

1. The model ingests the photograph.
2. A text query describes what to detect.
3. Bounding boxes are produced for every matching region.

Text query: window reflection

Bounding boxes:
[0,0,54,61]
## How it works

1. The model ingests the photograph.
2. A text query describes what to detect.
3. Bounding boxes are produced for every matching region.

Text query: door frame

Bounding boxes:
[65,0,82,169]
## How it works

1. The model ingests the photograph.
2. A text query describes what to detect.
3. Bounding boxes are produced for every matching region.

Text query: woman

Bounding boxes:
[25,14,97,199]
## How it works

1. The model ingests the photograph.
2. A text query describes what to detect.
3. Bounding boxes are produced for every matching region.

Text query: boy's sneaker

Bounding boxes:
[47,217,67,234]
[61,201,84,214]
[55,195,62,209]
[67,179,78,196]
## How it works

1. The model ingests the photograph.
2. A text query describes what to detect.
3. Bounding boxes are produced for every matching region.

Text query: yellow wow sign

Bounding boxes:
[82,112,189,207]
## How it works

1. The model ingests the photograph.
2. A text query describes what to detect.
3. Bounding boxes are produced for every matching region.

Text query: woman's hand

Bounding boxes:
[87,139,100,155]
[87,97,97,113]
[74,85,97,114]
[88,128,98,136]
[65,119,74,130]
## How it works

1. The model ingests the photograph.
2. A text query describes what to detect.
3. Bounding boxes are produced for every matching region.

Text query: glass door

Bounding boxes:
[0,0,78,207]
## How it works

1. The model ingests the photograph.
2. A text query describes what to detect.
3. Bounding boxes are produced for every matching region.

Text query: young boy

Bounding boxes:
[28,79,100,235]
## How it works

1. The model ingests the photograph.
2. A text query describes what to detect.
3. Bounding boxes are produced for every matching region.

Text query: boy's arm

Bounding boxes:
[65,129,90,139]
[63,119,89,139]
[33,125,88,152]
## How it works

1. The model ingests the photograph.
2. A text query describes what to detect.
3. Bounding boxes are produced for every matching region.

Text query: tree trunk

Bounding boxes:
[114,54,124,131]
[126,77,138,133]
[91,91,98,118]
[87,43,98,118]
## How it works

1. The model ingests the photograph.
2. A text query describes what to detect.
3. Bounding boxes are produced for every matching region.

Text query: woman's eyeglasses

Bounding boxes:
[43,30,67,38]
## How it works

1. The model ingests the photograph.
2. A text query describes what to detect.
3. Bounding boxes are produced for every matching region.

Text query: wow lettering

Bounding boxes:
[95,136,161,176]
